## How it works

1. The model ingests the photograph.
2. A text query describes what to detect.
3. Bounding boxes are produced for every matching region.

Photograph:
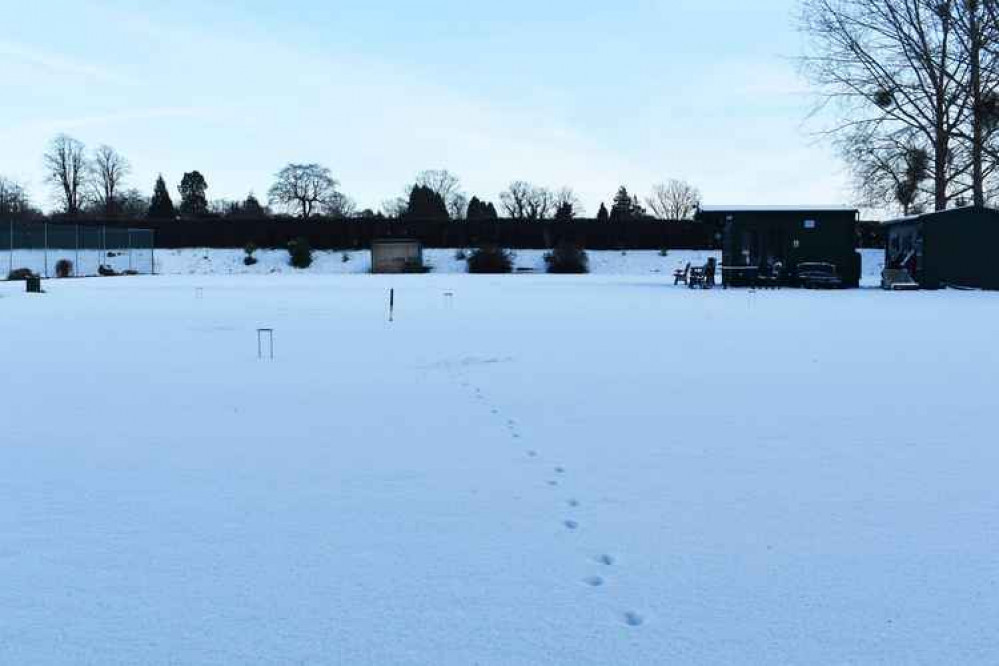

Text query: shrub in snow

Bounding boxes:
[244,243,258,266]
[55,259,74,278]
[342,252,351,263]
[454,248,467,260]
[544,242,589,274]
[659,248,669,257]
[467,245,513,274]
[7,268,36,281]
[287,237,313,269]
[98,265,118,277]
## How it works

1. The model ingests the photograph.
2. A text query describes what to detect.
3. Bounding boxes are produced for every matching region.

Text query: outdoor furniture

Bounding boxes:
[674,262,691,285]
[881,268,920,291]
[688,259,716,289]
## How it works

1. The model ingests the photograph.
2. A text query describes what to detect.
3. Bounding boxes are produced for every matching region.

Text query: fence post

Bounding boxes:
[43,222,49,278]
[151,230,156,275]
[75,224,80,277]
[8,220,12,278]
[128,230,133,272]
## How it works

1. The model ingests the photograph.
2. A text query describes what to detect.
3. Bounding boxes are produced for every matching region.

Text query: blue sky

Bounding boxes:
[0,0,851,214]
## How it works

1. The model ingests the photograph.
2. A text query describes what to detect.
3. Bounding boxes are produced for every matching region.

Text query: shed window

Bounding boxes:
[803,219,817,229]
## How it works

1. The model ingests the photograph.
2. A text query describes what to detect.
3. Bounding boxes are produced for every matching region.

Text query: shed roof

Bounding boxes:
[699,205,858,213]
[883,205,999,227]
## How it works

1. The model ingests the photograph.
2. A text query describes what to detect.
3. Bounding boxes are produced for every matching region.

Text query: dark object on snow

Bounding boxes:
[883,206,999,290]
[688,258,717,289]
[55,259,74,278]
[674,262,691,285]
[795,262,844,289]
[698,206,861,288]
[7,268,36,281]
[881,268,920,291]
[467,245,513,274]
[287,237,313,269]
[544,242,589,274]
[98,265,118,277]
[26,276,43,293]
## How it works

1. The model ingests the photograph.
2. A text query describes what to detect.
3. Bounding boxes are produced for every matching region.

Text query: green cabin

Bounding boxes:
[884,207,999,290]
[697,206,861,288]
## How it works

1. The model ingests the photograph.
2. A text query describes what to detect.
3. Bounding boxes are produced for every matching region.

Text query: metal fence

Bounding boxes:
[0,220,155,278]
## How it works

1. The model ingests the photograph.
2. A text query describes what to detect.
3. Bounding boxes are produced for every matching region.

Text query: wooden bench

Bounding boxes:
[674,262,691,285]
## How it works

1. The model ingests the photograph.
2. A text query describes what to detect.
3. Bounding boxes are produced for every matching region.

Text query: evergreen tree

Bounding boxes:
[404,185,449,220]
[554,201,575,223]
[179,171,209,217]
[148,175,176,220]
[466,196,499,221]
[596,202,610,223]
[610,186,633,223]
[242,193,265,217]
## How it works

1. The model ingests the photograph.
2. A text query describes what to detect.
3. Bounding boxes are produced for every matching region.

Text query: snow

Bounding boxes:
[3,267,995,664]
[138,248,888,286]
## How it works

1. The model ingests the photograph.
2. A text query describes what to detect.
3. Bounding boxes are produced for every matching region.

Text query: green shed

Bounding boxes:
[697,206,861,288]
[884,207,999,290]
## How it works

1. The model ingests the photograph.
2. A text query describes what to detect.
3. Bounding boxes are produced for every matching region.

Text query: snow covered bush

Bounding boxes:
[55,259,74,278]
[243,243,258,266]
[467,245,513,274]
[544,242,589,274]
[7,268,36,281]
[287,237,313,269]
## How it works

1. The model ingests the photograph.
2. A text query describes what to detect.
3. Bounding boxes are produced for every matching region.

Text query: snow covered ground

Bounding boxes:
[2,272,996,664]
[151,248,888,285]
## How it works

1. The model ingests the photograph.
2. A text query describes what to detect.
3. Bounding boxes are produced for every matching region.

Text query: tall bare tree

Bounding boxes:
[90,145,131,217]
[952,0,999,206]
[500,181,555,220]
[268,163,342,219]
[44,134,88,216]
[646,180,701,220]
[800,0,975,212]
[0,176,29,218]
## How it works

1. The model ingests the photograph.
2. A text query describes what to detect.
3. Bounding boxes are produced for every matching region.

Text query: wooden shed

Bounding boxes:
[697,206,861,288]
[371,239,424,274]
[884,207,999,290]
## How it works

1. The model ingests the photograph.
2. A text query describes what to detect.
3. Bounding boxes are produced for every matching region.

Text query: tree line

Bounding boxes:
[802,0,999,214]
[0,134,702,224]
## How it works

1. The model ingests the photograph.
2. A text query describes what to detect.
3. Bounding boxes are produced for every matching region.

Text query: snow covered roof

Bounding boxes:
[883,205,999,226]
[699,205,858,213]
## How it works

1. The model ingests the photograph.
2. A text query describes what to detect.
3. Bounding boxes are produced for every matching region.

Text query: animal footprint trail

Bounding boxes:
[583,576,605,588]
[623,611,645,628]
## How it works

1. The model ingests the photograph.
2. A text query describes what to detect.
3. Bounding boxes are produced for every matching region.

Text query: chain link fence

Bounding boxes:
[1,220,155,278]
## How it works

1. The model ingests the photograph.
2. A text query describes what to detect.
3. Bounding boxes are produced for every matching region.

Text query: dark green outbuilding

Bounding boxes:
[697,206,861,288]
[884,206,999,290]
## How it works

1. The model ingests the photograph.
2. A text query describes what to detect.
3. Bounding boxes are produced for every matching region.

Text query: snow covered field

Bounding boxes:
[2,272,996,664]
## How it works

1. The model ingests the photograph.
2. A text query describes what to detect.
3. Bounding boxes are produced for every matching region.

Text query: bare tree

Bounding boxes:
[0,176,29,218]
[415,170,467,219]
[324,191,357,218]
[646,180,701,220]
[268,163,342,219]
[90,145,131,217]
[800,0,972,211]
[44,134,88,216]
[952,0,999,206]
[554,187,584,217]
[500,181,555,220]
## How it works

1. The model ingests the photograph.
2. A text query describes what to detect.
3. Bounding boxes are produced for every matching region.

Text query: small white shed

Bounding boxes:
[371,239,424,274]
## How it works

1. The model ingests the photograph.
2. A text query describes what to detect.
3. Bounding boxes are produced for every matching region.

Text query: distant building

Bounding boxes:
[884,207,999,290]
[371,238,424,274]
[697,206,861,288]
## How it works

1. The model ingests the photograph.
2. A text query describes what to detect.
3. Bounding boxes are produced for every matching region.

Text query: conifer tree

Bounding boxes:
[148,175,176,220]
